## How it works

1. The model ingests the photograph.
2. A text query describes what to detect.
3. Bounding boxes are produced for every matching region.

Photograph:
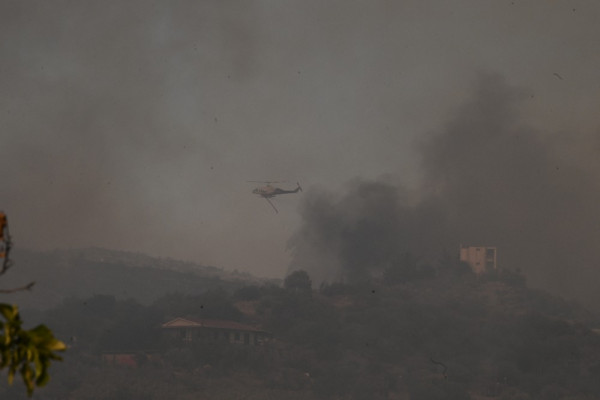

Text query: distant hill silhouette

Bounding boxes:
[1,247,273,310]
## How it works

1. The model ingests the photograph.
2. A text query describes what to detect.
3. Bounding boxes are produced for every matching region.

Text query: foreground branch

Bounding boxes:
[0,212,13,276]
[0,281,36,294]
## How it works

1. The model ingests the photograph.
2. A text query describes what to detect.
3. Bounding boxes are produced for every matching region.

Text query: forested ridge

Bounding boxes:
[3,253,600,400]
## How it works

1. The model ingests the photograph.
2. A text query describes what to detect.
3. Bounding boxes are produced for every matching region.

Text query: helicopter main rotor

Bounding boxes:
[246,180,287,185]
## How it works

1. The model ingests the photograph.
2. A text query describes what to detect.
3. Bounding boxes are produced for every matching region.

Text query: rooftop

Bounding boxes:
[161,317,267,333]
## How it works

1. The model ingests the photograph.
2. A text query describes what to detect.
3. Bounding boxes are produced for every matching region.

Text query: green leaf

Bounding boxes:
[33,353,42,379]
[0,304,16,320]
[46,338,66,351]
[0,303,65,396]
[35,368,49,387]
[7,367,15,385]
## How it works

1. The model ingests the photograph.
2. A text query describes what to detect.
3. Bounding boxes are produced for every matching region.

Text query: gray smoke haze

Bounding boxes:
[1,1,272,269]
[289,74,600,307]
[2,1,600,280]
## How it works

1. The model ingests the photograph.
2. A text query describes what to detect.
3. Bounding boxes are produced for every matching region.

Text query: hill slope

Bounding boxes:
[1,247,270,310]
[3,258,600,399]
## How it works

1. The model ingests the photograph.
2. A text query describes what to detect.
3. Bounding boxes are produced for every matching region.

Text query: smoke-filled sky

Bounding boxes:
[2,1,600,287]
[289,73,600,306]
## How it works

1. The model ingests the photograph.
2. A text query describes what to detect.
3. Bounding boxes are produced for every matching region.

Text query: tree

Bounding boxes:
[0,212,65,396]
[284,270,312,292]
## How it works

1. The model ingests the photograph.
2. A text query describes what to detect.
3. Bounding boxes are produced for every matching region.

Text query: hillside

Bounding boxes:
[1,247,273,310]
[3,262,600,399]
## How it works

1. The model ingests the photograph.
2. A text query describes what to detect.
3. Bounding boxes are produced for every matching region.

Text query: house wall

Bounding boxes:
[460,246,497,274]
[166,327,267,345]
[102,353,138,367]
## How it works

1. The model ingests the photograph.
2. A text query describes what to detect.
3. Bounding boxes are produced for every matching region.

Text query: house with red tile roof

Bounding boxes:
[161,317,271,345]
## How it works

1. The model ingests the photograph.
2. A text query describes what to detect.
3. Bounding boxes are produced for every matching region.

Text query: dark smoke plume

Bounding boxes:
[289,74,600,308]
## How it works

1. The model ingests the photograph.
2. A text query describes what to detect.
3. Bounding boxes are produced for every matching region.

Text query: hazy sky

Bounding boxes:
[1,1,599,279]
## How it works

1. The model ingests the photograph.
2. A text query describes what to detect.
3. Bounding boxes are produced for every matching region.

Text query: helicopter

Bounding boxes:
[248,181,302,213]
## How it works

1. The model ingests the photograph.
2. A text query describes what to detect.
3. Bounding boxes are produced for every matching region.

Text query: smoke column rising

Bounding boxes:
[3,1,600,278]
[289,74,600,308]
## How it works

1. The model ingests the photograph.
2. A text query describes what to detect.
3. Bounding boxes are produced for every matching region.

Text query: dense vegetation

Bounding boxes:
[2,255,600,399]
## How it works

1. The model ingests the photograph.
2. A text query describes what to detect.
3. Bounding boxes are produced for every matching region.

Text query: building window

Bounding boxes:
[235,332,240,341]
